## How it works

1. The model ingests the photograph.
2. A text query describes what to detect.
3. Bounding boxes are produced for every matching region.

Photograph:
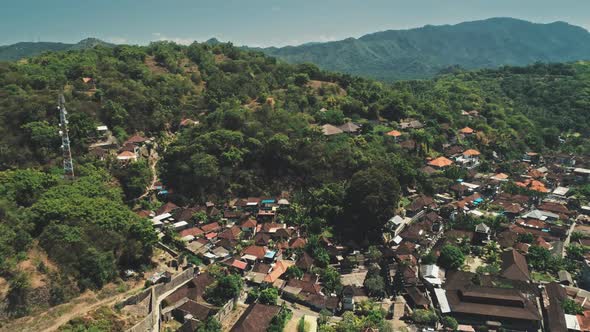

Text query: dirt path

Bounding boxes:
[136,150,159,201]
[1,282,144,332]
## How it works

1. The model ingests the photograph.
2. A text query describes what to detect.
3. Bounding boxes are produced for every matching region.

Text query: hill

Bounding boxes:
[0,38,113,61]
[258,17,590,80]
[0,39,590,323]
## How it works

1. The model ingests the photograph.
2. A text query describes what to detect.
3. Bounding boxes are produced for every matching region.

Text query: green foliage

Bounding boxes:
[563,298,584,315]
[438,245,465,270]
[421,252,437,265]
[344,167,400,240]
[527,245,552,271]
[320,266,343,294]
[196,317,222,332]
[204,273,243,306]
[411,309,438,325]
[517,233,534,244]
[364,263,386,298]
[260,18,590,81]
[258,287,279,305]
[111,159,153,200]
[284,265,304,280]
[442,316,459,331]
[0,166,156,291]
[267,304,292,332]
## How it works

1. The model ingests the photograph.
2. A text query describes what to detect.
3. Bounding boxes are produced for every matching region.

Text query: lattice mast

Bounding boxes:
[58,94,75,179]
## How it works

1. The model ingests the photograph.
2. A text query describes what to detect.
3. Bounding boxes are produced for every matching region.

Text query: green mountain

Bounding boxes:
[258,17,590,80]
[0,38,113,61]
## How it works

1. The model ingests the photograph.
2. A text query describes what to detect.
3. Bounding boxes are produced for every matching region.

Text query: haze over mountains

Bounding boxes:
[2,18,590,80]
[259,18,590,80]
[0,38,112,61]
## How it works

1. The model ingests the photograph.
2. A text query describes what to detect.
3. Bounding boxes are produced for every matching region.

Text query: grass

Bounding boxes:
[531,271,556,282]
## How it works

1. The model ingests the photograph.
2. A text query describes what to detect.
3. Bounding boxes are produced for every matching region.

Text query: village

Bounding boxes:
[84,116,590,332]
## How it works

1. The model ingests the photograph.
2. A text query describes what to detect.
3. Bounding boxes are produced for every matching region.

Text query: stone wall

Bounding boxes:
[125,267,196,332]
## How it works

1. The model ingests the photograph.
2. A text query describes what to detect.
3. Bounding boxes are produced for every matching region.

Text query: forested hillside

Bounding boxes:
[259,18,590,80]
[0,40,589,320]
[0,38,112,61]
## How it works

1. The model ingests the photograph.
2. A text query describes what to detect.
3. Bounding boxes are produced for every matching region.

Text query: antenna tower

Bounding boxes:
[58,94,75,180]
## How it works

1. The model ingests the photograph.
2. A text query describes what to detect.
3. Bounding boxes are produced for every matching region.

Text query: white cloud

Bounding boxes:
[106,36,128,44]
[151,32,197,45]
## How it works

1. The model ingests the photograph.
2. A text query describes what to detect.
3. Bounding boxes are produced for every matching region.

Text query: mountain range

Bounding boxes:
[258,17,590,80]
[0,38,113,61]
[2,18,590,80]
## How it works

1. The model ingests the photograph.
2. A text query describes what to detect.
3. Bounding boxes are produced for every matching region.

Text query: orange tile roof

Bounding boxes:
[493,173,509,180]
[463,149,480,156]
[428,156,453,168]
[515,179,549,193]
[386,130,402,137]
[263,260,294,283]
[459,127,474,134]
[117,151,136,158]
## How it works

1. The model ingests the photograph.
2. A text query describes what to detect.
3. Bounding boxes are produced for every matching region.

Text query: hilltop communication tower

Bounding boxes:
[58,94,75,179]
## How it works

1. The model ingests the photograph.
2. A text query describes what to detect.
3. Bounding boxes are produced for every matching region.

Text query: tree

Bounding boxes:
[7,270,31,317]
[320,266,342,294]
[258,287,278,305]
[438,245,465,270]
[204,274,243,306]
[411,309,438,325]
[197,317,222,332]
[344,167,400,240]
[563,298,584,315]
[421,252,437,265]
[442,316,458,331]
[284,265,304,280]
[517,233,534,244]
[367,246,382,263]
[527,245,552,271]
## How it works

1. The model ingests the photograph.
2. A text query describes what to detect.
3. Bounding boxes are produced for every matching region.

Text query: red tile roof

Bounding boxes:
[242,245,267,259]
[201,222,221,233]
[179,227,204,238]
[241,218,257,228]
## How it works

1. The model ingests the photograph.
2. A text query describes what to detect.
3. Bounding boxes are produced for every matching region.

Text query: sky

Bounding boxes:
[2,0,590,47]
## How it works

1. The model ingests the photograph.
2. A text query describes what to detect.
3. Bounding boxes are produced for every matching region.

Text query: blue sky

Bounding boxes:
[2,0,590,47]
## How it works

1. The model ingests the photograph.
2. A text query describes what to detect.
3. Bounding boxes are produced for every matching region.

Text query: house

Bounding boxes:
[263,260,294,283]
[474,223,490,243]
[386,130,403,141]
[339,122,361,134]
[296,252,315,271]
[406,195,436,217]
[230,304,281,332]
[441,271,541,331]
[342,285,369,311]
[172,300,216,323]
[400,119,424,130]
[321,124,343,136]
[428,156,454,169]
[242,245,267,262]
[458,127,474,135]
[456,149,481,169]
[116,150,137,161]
[500,249,530,282]
[541,282,568,332]
[240,219,257,235]
[558,270,573,286]
[201,222,221,234]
